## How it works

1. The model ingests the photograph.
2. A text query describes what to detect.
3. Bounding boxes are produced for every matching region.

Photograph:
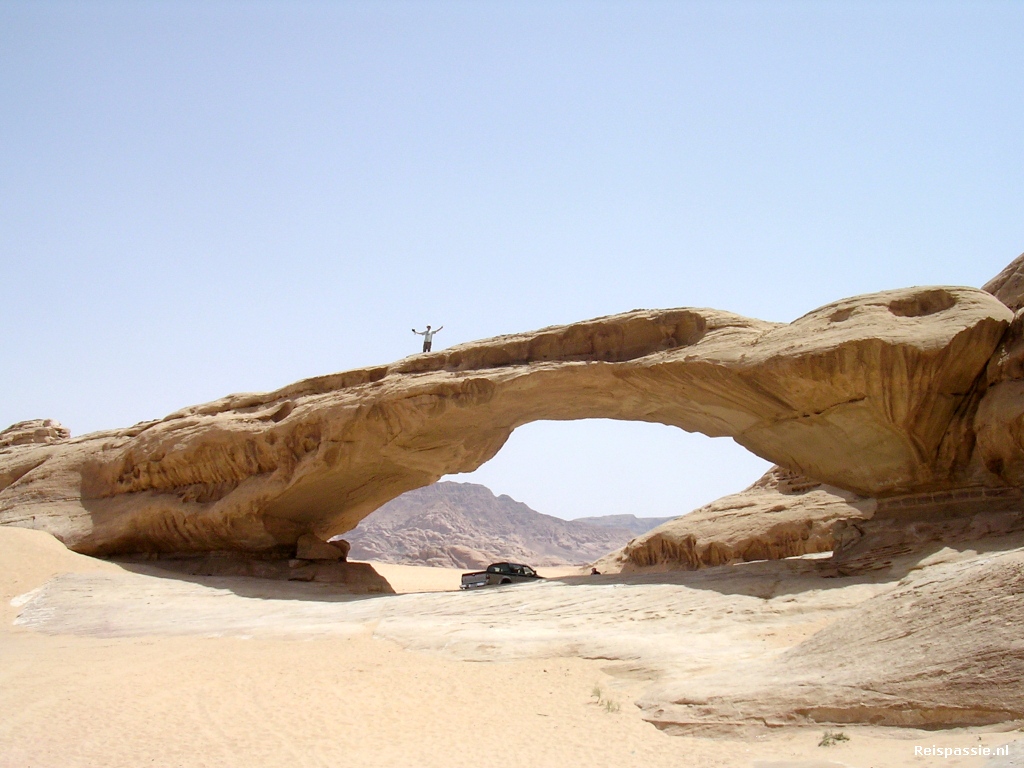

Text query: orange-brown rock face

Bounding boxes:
[0,285,1013,556]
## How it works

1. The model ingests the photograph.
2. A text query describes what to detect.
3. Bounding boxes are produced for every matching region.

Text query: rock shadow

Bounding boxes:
[109,557,396,603]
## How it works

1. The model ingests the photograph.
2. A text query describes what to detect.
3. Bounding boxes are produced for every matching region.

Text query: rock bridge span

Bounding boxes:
[0,285,1015,555]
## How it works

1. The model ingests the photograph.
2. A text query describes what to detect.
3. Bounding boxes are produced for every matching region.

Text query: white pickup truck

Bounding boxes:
[460,562,543,589]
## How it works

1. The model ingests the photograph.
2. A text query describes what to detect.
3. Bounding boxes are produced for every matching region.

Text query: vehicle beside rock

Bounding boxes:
[460,562,542,589]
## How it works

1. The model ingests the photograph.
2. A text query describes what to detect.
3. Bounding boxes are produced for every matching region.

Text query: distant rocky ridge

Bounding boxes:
[571,513,674,537]
[344,481,657,568]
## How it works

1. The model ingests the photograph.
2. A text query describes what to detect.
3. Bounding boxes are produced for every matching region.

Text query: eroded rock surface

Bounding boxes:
[641,542,1024,731]
[596,466,874,573]
[0,419,70,448]
[0,285,1014,556]
[296,533,349,561]
[984,251,1024,311]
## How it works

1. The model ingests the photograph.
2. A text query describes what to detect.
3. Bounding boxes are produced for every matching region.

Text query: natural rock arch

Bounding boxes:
[0,285,1015,555]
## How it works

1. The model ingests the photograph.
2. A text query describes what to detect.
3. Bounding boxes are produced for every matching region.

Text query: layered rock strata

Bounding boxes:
[0,285,1015,556]
[0,419,70,448]
[642,542,1024,731]
[596,466,875,573]
[830,486,1024,574]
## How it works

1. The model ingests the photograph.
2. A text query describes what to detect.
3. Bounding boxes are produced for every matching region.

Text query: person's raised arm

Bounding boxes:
[435,326,443,333]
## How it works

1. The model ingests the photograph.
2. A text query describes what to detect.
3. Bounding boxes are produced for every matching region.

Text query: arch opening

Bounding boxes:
[444,419,772,521]
[344,419,773,569]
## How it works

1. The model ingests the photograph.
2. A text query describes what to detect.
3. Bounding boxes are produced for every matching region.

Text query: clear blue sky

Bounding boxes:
[2,1,1022,520]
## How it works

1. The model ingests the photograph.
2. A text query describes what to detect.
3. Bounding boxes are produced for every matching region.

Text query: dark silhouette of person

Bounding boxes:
[412,324,443,353]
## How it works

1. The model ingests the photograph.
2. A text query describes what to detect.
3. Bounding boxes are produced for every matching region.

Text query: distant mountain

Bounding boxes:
[344,482,651,569]
[571,514,675,537]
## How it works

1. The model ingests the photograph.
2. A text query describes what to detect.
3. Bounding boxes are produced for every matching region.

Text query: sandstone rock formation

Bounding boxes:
[296,533,349,561]
[829,484,1024,574]
[0,284,1016,556]
[984,251,1024,311]
[595,466,874,573]
[641,540,1024,731]
[344,481,640,568]
[0,419,70,448]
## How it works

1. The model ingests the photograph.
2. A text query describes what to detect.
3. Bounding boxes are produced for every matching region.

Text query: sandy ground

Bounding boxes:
[1,527,1020,768]
[367,560,583,593]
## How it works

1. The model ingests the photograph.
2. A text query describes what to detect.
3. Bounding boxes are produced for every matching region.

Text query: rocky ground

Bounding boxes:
[4,527,1023,767]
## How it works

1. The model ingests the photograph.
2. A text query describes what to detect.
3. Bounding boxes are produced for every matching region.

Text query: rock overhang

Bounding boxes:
[0,284,1017,555]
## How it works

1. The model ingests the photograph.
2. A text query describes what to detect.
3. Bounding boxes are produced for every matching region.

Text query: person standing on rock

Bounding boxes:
[412,324,443,353]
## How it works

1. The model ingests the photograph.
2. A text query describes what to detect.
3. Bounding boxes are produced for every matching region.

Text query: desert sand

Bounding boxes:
[2,527,1020,768]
